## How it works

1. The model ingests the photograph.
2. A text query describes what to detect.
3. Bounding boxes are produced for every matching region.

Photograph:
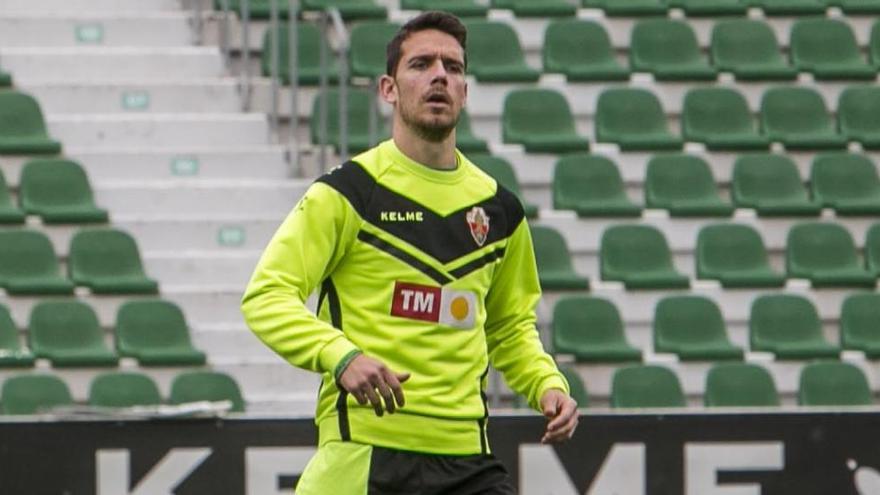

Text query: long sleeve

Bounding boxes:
[484,219,569,412]
[241,181,362,375]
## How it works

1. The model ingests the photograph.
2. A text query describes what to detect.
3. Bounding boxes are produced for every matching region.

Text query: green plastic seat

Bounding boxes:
[455,109,488,153]
[400,0,489,16]
[760,87,847,150]
[749,294,840,359]
[611,365,686,408]
[731,154,822,216]
[29,300,119,367]
[349,21,400,79]
[558,366,589,407]
[88,372,162,408]
[710,20,798,81]
[645,154,734,217]
[552,154,641,217]
[680,0,748,15]
[790,19,875,81]
[19,159,109,224]
[260,22,339,85]
[0,230,74,295]
[865,223,880,275]
[215,0,294,19]
[840,293,880,358]
[469,154,538,218]
[654,295,744,361]
[833,0,880,13]
[704,363,780,407]
[464,21,540,82]
[116,300,207,366]
[310,87,389,154]
[0,69,11,87]
[530,225,589,290]
[0,305,35,367]
[682,88,769,151]
[838,86,880,150]
[1,374,73,415]
[492,0,578,17]
[811,153,880,215]
[757,0,828,14]
[170,371,245,412]
[552,296,642,362]
[590,0,669,16]
[871,21,880,67]
[68,229,159,294]
[630,19,717,81]
[301,0,387,20]
[600,224,690,289]
[799,361,873,406]
[502,89,590,153]
[786,222,875,287]
[0,91,62,155]
[595,88,682,151]
[542,19,629,82]
[0,169,25,224]
[696,224,786,288]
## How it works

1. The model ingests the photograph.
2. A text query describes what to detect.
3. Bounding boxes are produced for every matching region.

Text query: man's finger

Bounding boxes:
[397,372,411,383]
[547,400,578,432]
[375,379,396,414]
[383,369,406,408]
[364,386,384,416]
[351,391,368,406]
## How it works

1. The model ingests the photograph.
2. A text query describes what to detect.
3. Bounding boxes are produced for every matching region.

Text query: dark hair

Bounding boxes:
[385,11,467,77]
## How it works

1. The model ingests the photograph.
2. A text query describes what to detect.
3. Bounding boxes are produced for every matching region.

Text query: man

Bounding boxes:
[241,11,578,494]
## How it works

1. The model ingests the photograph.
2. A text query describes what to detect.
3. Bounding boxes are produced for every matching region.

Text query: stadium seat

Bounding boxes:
[310,87,389,154]
[696,223,786,288]
[19,159,109,224]
[400,0,489,17]
[469,154,538,218]
[558,366,589,407]
[530,226,589,290]
[653,295,744,361]
[552,154,641,217]
[260,22,338,85]
[679,0,748,15]
[116,300,207,366]
[760,87,847,150]
[0,230,74,295]
[871,20,880,67]
[790,19,876,81]
[834,0,880,13]
[170,371,246,412]
[731,154,822,216]
[1,374,73,415]
[600,225,689,289]
[840,293,880,358]
[704,363,780,407]
[29,300,119,367]
[590,0,669,16]
[710,20,798,81]
[551,296,642,362]
[464,21,540,82]
[644,154,734,216]
[799,361,873,406]
[611,365,686,408]
[492,0,578,16]
[838,86,880,149]
[0,69,11,87]
[750,294,840,359]
[0,169,25,224]
[217,0,293,19]
[455,109,489,153]
[595,88,683,151]
[756,0,828,15]
[0,91,62,155]
[88,372,163,408]
[865,223,880,275]
[810,153,880,215]
[68,229,159,294]
[349,21,400,79]
[300,0,387,20]
[542,20,629,82]
[502,89,590,153]
[786,222,875,287]
[0,305,35,367]
[682,88,769,150]
[629,19,716,81]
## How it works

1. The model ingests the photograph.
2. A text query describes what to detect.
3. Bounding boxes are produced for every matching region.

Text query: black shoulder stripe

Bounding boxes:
[315,160,374,217]
[493,183,525,238]
[449,247,506,279]
[357,231,452,285]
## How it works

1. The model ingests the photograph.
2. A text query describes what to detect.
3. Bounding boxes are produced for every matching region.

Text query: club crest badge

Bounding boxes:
[466,206,490,246]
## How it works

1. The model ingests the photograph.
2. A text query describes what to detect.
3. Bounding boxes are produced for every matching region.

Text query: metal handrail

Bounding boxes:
[239,0,252,111]
[218,0,232,65]
[287,0,301,174]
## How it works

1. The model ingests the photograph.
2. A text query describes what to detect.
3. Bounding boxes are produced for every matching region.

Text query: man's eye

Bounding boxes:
[411,60,427,69]
[447,63,464,73]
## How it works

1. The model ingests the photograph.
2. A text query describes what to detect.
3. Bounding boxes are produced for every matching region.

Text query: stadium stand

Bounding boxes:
[463,20,540,82]
[611,365,686,408]
[709,19,798,81]
[453,109,489,153]
[551,295,642,362]
[260,22,339,84]
[169,370,246,412]
[653,295,744,361]
[760,87,848,150]
[595,88,683,150]
[68,229,159,294]
[696,223,786,288]
[865,223,880,276]
[400,0,489,17]
[749,294,841,359]
[1,374,73,415]
[810,153,880,215]
[558,366,589,407]
[542,19,629,81]
[349,21,400,79]
[0,304,35,367]
[840,293,880,358]
[0,230,75,295]
[310,87,389,154]
[644,154,733,216]
[88,371,163,408]
[469,153,538,218]
[28,300,119,367]
[681,88,769,151]
[552,154,641,217]
[785,222,876,287]
[730,154,822,216]
[115,299,207,366]
[502,88,590,153]
[18,159,109,223]
[704,362,781,408]
[600,225,690,289]
[798,361,873,406]
[837,86,880,149]
[0,169,25,224]
[629,19,716,81]
[0,91,62,154]
[790,18,876,80]
[530,225,590,290]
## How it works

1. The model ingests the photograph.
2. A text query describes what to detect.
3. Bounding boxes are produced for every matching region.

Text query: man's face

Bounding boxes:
[384,29,467,142]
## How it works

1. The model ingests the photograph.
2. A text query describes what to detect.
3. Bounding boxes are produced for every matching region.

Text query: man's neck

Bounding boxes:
[392,126,457,170]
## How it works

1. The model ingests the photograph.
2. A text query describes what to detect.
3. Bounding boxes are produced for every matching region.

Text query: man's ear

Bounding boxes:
[378,75,397,105]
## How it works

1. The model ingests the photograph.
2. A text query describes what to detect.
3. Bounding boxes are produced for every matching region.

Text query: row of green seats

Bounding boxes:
[0,370,243,415]
[216,0,387,20]
[533,220,880,290]
[584,0,880,16]
[0,91,61,155]
[0,159,107,224]
[553,293,880,362]
[0,228,157,295]
[0,300,206,368]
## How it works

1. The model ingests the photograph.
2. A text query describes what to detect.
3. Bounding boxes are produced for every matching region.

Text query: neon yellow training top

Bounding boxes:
[241,139,568,455]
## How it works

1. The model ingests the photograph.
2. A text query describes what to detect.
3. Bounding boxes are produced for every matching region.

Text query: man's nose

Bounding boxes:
[429,60,448,82]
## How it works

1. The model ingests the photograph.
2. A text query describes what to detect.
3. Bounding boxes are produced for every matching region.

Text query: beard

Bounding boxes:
[398,98,459,143]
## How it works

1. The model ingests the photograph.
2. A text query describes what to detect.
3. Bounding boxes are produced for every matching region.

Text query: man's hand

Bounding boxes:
[539,389,579,444]
[338,354,410,417]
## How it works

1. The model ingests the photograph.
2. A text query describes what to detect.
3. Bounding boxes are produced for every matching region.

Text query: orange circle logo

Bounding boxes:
[450,296,469,321]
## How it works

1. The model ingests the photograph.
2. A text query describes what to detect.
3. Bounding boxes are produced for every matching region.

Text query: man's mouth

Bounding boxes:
[425,93,451,105]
